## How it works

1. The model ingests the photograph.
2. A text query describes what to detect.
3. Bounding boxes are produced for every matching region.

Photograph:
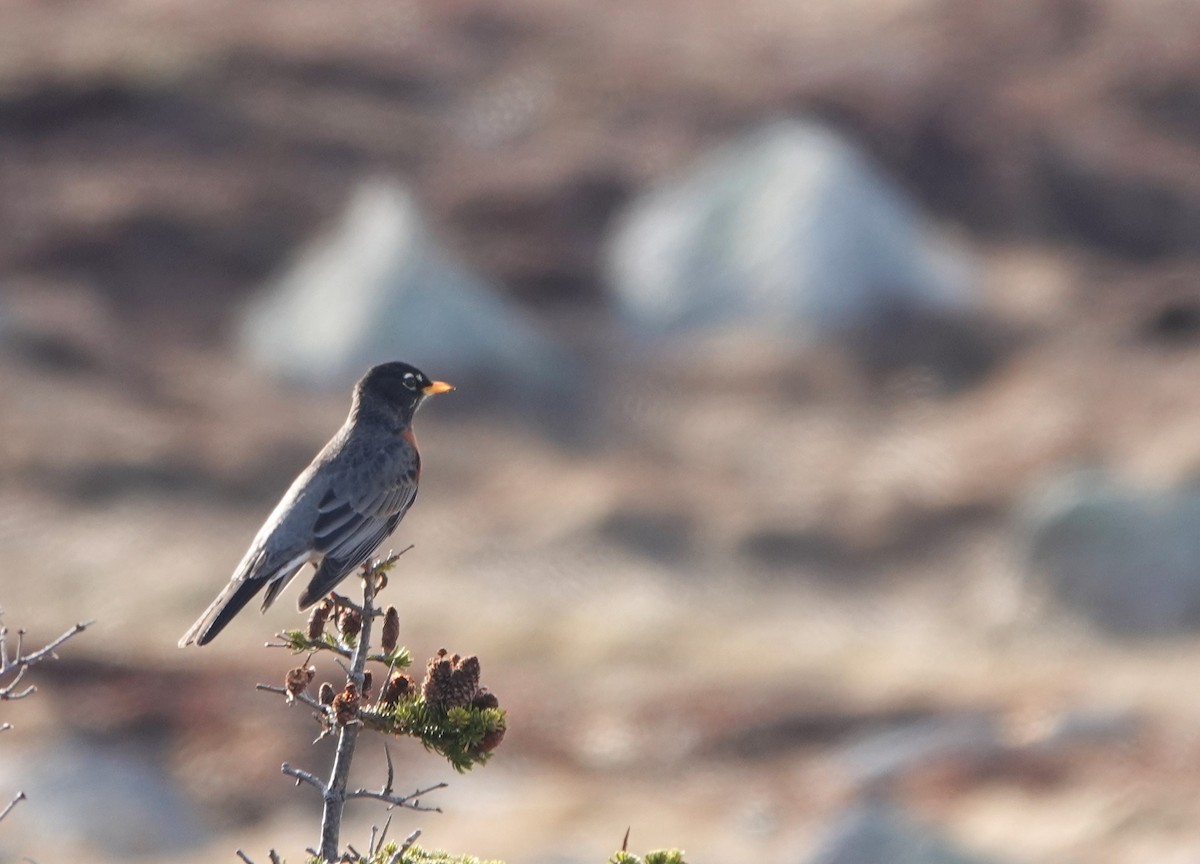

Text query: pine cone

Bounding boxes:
[480,726,506,753]
[471,689,499,711]
[332,682,360,725]
[361,670,373,699]
[422,653,455,707]
[285,665,316,697]
[456,655,481,692]
[381,606,400,654]
[306,600,333,641]
[381,672,415,707]
[319,682,336,706]
[338,607,363,639]
[422,650,482,709]
[444,655,480,708]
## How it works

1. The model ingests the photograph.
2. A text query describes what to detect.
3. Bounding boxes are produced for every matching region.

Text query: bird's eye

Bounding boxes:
[402,373,418,391]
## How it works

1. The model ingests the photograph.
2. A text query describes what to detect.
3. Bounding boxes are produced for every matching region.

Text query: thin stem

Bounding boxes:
[256,683,330,713]
[346,781,446,812]
[281,762,327,794]
[0,791,26,823]
[266,638,355,661]
[0,620,92,701]
[390,829,422,864]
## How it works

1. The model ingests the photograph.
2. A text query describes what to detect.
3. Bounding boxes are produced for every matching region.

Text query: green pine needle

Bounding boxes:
[609,851,688,864]
[299,841,505,863]
[360,696,506,772]
[278,630,413,669]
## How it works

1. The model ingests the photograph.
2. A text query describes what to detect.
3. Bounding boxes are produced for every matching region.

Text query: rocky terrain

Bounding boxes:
[5,1,1200,862]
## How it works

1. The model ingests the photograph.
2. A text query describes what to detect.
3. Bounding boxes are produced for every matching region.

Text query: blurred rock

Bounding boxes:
[606,120,990,384]
[239,180,582,417]
[1034,135,1200,260]
[1,736,205,856]
[807,798,1004,864]
[737,527,852,569]
[1035,706,1140,751]
[840,712,1002,788]
[1024,471,1200,635]
[0,286,116,374]
[596,507,695,562]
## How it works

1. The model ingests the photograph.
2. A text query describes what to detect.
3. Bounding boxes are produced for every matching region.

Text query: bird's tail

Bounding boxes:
[178,578,267,647]
[180,550,312,647]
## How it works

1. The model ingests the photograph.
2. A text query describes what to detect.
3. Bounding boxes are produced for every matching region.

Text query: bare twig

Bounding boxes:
[264,637,407,668]
[4,621,90,669]
[383,744,395,795]
[0,621,92,701]
[346,781,447,812]
[281,762,327,794]
[372,815,392,855]
[269,851,283,864]
[266,638,355,662]
[256,683,329,714]
[0,618,89,832]
[389,829,422,864]
[235,850,255,864]
[0,666,30,701]
[0,792,26,823]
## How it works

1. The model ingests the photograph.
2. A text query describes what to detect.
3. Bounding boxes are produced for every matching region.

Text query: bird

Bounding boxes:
[179,361,453,647]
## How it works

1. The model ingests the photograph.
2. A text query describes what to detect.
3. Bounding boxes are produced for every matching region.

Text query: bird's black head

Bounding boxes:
[354,361,454,422]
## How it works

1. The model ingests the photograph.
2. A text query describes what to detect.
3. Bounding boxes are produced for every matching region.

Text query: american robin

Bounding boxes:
[179,362,453,646]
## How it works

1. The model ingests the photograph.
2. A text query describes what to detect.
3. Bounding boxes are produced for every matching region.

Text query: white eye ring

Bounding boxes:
[402,373,418,391]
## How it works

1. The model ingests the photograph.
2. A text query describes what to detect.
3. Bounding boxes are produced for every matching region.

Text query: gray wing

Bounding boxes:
[296,437,420,608]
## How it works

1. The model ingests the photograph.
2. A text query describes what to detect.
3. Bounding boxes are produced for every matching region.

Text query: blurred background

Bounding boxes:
[5,0,1200,861]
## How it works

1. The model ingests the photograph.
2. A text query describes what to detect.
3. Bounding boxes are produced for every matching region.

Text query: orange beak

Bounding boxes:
[422,380,455,396]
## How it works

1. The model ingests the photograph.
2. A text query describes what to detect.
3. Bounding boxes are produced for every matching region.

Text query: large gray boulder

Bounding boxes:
[807,799,1003,864]
[1023,471,1200,635]
[2,736,205,856]
[239,180,579,412]
[606,120,984,378]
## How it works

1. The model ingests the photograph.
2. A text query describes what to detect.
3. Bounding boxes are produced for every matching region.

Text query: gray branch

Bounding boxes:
[390,829,422,864]
[317,571,378,861]
[266,637,355,661]
[256,683,330,713]
[0,791,25,823]
[281,762,327,794]
[0,620,92,701]
[346,781,447,812]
